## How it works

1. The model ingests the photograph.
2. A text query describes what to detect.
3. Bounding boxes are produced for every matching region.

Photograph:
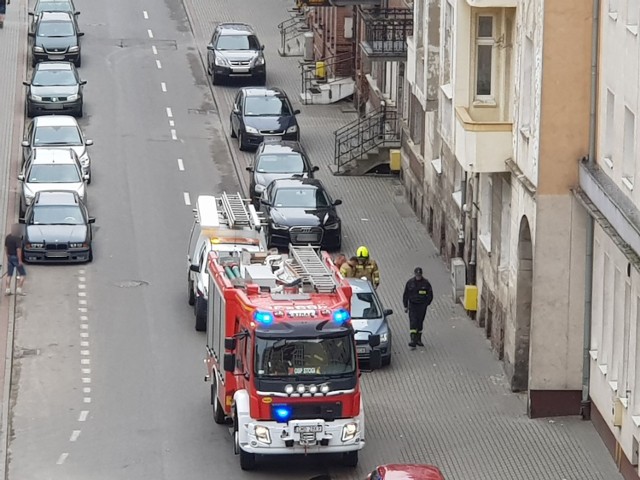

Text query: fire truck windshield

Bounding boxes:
[254,334,356,377]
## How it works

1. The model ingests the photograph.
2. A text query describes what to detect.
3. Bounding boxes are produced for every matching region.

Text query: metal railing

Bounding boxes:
[334,103,400,171]
[278,15,307,54]
[360,7,413,57]
[300,52,353,105]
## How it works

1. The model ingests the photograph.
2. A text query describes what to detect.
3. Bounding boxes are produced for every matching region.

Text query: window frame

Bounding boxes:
[472,12,497,104]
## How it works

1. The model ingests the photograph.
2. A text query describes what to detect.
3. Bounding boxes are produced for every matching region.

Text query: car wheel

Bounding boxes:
[207,61,212,76]
[75,57,81,68]
[382,354,391,366]
[187,276,195,306]
[88,248,93,263]
[195,296,207,332]
[230,119,237,138]
[19,200,25,217]
[86,170,92,185]
[238,131,248,151]
[76,104,83,118]
[211,67,219,85]
[342,451,358,467]
[212,377,226,425]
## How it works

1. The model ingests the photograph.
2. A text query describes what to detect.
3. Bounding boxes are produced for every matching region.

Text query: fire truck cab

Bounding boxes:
[187,193,267,331]
[204,243,382,470]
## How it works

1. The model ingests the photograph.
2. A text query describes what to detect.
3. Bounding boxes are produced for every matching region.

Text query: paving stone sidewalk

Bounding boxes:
[180,0,622,478]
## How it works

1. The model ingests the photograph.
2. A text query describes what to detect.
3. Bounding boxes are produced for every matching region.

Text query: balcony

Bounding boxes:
[465,0,517,6]
[360,7,413,60]
[453,106,512,173]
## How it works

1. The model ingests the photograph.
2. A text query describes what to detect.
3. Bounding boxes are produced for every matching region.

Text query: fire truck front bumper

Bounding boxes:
[239,418,364,455]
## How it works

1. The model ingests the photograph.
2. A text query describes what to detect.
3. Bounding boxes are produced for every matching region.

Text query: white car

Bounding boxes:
[22,115,93,182]
[18,147,88,215]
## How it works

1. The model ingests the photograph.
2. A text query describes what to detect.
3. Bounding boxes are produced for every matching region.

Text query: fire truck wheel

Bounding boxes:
[187,278,195,306]
[195,296,207,331]
[212,380,226,424]
[342,450,358,467]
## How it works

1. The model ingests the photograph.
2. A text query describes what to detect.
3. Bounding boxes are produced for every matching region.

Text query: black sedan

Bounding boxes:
[29,0,80,33]
[230,87,300,151]
[259,178,342,251]
[247,138,319,206]
[24,62,85,117]
[29,11,83,67]
[20,190,95,263]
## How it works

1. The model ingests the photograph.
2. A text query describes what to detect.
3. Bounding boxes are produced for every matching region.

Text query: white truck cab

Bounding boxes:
[187,193,267,331]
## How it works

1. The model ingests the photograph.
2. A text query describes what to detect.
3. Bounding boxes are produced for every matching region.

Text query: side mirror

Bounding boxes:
[80,80,87,85]
[75,11,81,15]
[383,309,393,316]
[17,174,25,181]
[189,264,200,273]
[233,107,240,115]
[78,32,85,37]
[28,32,35,37]
[21,141,30,148]
[28,11,34,16]
[83,174,90,181]
[224,337,237,350]
[85,139,93,146]
[368,334,381,348]
[246,166,253,172]
[261,44,265,50]
[23,81,30,87]
[88,217,96,224]
[18,217,26,224]
[333,199,343,206]
[293,109,301,115]
[369,349,382,370]
[312,166,320,172]
[223,353,235,373]
[206,44,214,51]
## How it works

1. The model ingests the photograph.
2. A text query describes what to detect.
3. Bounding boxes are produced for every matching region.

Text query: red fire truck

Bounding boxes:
[204,243,382,470]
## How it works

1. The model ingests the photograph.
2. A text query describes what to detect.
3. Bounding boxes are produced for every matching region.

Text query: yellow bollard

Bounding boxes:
[463,285,478,311]
[315,61,326,80]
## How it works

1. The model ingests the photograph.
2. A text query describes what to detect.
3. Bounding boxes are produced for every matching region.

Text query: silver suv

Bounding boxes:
[206,23,266,85]
[19,147,88,215]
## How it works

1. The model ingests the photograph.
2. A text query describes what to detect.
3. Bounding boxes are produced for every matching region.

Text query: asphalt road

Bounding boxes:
[7,0,333,478]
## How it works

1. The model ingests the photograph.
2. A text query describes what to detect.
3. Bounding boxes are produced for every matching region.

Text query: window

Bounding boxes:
[623,106,635,188]
[474,15,495,101]
[611,268,623,382]
[452,162,463,208]
[499,178,511,267]
[609,0,619,14]
[351,292,382,319]
[409,95,424,145]
[634,297,640,413]
[591,241,603,352]
[600,254,612,368]
[520,36,534,132]
[415,0,424,47]
[273,187,330,208]
[442,1,454,84]
[603,90,615,166]
[478,174,492,251]
[621,282,631,397]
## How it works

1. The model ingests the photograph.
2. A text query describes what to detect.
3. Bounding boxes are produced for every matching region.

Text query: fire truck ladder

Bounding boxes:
[288,244,338,293]
[220,192,255,228]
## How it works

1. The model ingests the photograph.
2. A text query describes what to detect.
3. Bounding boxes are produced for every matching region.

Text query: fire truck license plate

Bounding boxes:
[357,347,367,354]
[295,425,323,433]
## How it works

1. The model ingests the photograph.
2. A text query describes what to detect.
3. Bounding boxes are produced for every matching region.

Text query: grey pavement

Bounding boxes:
[182,0,623,479]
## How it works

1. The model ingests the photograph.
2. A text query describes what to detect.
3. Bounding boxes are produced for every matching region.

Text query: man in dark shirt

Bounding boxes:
[402,267,433,349]
[4,224,26,295]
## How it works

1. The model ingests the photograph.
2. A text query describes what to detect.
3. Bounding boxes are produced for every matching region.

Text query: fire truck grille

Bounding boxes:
[289,402,342,421]
[289,226,323,245]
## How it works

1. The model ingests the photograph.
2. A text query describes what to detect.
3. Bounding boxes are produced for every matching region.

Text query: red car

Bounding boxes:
[367,464,445,480]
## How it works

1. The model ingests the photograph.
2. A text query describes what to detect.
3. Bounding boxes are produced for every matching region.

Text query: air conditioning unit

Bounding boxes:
[451,257,466,302]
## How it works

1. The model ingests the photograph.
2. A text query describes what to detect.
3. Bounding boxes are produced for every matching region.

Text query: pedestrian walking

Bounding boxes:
[4,224,26,296]
[0,0,10,29]
[402,267,433,349]
[340,256,357,278]
[354,246,380,288]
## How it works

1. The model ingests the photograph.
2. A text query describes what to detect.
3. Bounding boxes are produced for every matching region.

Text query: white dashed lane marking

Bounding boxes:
[156,60,162,69]
[166,107,173,118]
[82,378,91,384]
[78,411,89,422]
[161,82,167,92]
[147,29,153,38]
[171,129,177,140]
[152,45,158,55]
[83,387,91,394]
[84,398,92,404]
[177,158,184,171]
[81,359,90,365]
[56,453,69,465]
[70,430,81,442]
[183,192,191,206]
[143,10,148,19]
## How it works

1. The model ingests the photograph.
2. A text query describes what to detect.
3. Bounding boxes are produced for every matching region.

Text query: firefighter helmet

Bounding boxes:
[356,246,369,258]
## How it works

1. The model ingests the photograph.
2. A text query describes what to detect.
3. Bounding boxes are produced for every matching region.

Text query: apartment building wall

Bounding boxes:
[307,6,354,77]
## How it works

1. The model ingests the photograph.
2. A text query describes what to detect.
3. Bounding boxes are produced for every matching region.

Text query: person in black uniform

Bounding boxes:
[402,267,433,348]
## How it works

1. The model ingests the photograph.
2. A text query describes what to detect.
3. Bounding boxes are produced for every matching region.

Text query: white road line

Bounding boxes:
[78,411,89,422]
[78,269,85,274]
[169,120,175,127]
[80,341,89,347]
[83,387,91,394]
[78,284,86,290]
[84,397,92,404]
[82,378,91,384]
[183,192,191,206]
[80,316,88,321]
[161,82,167,92]
[171,129,177,140]
[70,430,81,442]
[81,350,90,356]
[147,29,153,38]
[81,359,90,365]
[79,300,87,305]
[78,292,86,297]
[156,60,162,69]
[80,332,89,338]
[166,107,173,118]
[78,308,87,313]
[82,368,91,374]
[177,158,184,171]
[143,10,148,19]
[78,277,86,282]
[152,45,158,55]
[81,324,89,330]
[56,453,69,465]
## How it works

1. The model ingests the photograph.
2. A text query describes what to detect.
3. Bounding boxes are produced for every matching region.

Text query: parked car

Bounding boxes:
[29,11,84,67]
[24,62,85,117]
[20,190,95,263]
[367,465,445,480]
[259,177,342,250]
[230,87,300,151]
[22,115,92,181]
[247,138,318,206]
[347,278,392,366]
[29,0,79,33]
[19,148,88,215]
[206,22,266,85]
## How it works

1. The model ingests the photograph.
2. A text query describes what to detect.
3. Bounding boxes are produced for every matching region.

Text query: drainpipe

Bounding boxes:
[468,173,479,285]
[457,172,468,259]
[581,0,600,421]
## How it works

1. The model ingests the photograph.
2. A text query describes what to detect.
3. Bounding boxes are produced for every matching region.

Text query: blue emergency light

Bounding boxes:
[272,404,293,423]
[333,308,351,325]
[253,310,275,326]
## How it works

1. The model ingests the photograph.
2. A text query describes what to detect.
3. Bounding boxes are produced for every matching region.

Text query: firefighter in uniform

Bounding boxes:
[354,246,380,288]
[340,256,358,278]
[402,267,433,348]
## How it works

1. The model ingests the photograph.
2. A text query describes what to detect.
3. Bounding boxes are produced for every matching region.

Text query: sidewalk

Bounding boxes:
[0,0,29,476]
[181,1,622,478]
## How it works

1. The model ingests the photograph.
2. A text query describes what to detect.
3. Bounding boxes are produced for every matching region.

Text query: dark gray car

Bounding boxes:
[206,23,266,85]
[29,11,84,67]
[29,0,79,33]
[24,62,85,117]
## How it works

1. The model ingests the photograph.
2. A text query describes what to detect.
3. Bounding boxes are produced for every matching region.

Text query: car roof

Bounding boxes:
[258,140,305,156]
[378,464,445,480]
[345,277,375,293]
[39,11,73,20]
[34,190,79,205]
[33,115,80,127]
[35,62,74,71]
[270,178,323,189]
[217,23,255,35]
[241,86,286,97]
[31,148,78,164]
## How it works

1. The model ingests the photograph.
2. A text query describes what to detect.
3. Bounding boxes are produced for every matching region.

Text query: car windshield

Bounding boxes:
[36,1,72,13]
[255,334,356,377]
[273,187,329,208]
[28,164,80,183]
[32,205,83,225]
[216,34,259,50]
[32,69,76,86]
[33,125,83,146]
[256,153,305,174]
[244,96,291,117]
[351,292,381,319]
[38,20,74,37]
